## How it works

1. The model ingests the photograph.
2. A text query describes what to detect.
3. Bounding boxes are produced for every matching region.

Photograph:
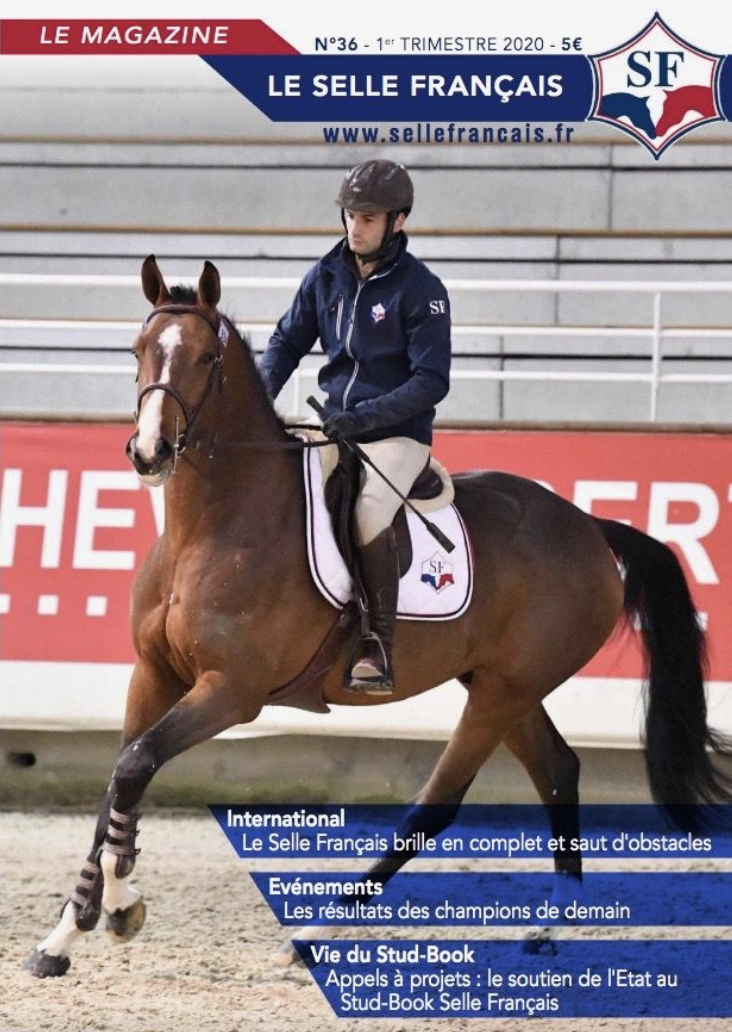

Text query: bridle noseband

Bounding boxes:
[134,303,230,468]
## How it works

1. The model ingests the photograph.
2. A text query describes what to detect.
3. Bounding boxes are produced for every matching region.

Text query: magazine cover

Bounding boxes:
[1,0,731,1029]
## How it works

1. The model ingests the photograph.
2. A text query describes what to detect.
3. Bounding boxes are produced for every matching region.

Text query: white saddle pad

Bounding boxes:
[303,445,473,621]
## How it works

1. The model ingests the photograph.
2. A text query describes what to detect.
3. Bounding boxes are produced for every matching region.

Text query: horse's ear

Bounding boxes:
[141,255,171,306]
[197,260,221,310]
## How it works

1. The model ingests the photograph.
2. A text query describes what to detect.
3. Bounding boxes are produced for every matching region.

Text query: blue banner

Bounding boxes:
[250,870,732,927]
[717,55,732,118]
[209,803,732,858]
[203,55,594,122]
[299,938,732,1018]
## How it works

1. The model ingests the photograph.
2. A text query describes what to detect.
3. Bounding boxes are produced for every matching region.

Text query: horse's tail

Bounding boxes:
[595,518,732,823]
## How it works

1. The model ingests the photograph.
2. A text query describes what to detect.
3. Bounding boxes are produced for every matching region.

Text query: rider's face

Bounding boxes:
[345,210,405,257]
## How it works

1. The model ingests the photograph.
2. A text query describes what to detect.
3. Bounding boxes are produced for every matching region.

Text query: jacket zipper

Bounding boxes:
[341,281,363,411]
[341,266,395,412]
[335,295,344,340]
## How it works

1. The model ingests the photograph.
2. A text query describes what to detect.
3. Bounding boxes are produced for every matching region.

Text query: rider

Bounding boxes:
[259,159,452,695]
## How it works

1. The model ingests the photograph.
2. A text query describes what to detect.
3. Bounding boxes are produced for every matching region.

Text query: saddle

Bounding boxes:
[265,438,472,714]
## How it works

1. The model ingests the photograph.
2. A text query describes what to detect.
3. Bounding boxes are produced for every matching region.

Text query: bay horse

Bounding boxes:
[25,256,732,978]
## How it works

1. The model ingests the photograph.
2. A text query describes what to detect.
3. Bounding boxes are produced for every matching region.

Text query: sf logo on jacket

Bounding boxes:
[370,303,386,323]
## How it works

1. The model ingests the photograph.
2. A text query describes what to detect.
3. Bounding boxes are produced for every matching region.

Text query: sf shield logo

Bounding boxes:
[590,14,723,158]
[421,553,455,593]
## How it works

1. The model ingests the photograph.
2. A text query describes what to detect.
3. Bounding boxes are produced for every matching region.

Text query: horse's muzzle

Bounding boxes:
[126,433,174,486]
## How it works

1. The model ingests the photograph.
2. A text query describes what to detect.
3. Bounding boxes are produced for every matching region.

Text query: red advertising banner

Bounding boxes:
[435,430,732,682]
[0,423,730,680]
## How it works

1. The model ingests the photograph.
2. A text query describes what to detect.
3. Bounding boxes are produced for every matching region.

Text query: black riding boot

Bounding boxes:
[347,527,399,695]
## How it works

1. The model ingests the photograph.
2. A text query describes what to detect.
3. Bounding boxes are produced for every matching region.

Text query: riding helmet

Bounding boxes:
[336,160,414,215]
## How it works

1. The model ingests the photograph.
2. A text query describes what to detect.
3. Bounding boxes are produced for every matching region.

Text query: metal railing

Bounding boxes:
[1,274,731,422]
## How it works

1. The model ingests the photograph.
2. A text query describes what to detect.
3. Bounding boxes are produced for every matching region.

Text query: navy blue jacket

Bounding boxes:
[259,234,451,445]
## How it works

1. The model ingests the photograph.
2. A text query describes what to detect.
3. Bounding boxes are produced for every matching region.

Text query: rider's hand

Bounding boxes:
[323,411,360,441]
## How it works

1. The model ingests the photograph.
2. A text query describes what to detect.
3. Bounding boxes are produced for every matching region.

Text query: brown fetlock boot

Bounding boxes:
[347,527,399,695]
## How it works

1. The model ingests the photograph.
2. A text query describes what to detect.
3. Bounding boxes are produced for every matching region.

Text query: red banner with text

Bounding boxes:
[0,19,298,55]
[0,423,730,680]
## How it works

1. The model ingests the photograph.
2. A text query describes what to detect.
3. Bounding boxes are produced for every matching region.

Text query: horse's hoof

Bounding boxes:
[105,899,146,943]
[522,928,558,956]
[270,939,305,968]
[23,948,71,978]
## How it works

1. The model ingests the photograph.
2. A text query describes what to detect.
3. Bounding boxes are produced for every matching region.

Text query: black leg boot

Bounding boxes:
[347,527,399,695]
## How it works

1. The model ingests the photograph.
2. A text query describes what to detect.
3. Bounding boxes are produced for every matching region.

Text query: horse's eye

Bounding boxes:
[201,353,216,365]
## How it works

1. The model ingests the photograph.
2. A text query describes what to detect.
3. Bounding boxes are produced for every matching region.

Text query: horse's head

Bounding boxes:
[126,256,229,485]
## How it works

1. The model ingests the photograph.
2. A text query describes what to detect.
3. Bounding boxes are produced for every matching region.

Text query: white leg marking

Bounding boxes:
[38,900,83,957]
[136,323,181,460]
[271,922,334,967]
[101,851,141,914]
[293,922,332,942]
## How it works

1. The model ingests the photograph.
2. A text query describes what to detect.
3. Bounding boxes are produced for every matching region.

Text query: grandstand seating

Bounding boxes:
[1,55,730,423]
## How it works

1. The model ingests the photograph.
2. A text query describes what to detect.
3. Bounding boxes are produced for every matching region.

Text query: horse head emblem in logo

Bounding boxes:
[590,14,723,158]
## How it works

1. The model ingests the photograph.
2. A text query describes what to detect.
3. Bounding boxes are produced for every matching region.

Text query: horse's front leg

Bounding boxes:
[100,805,146,942]
[23,787,116,977]
[24,662,238,978]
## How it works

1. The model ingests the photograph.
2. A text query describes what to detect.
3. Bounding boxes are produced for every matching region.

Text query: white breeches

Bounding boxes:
[354,437,430,546]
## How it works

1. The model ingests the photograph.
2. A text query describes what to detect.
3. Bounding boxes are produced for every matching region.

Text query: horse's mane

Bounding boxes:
[166,284,288,436]
[169,284,197,305]
[225,310,289,436]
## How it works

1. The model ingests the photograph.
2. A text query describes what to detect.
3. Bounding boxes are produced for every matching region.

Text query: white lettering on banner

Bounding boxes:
[648,482,719,585]
[72,471,141,570]
[574,481,637,522]
[0,469,68,568]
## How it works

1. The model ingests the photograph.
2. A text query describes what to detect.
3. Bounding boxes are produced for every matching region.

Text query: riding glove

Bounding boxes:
[323,411,360,440]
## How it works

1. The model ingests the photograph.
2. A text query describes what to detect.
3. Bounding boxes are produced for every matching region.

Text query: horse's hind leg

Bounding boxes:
[504,704,584,954]
[276,670,534,966]
[504,704,582,879]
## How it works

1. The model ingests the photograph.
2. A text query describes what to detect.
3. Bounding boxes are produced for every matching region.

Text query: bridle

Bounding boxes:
[132,302,332,465]
[133,303,230,468]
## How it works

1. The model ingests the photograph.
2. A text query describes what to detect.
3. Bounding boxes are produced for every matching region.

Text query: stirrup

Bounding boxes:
[345,634,394,696]
[347,674,394,697]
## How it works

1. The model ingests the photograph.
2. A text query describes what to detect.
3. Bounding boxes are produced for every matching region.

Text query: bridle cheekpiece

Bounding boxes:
[135,303,230,470]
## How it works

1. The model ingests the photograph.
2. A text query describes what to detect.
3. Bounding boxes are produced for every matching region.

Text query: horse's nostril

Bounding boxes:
[155,438,173,461]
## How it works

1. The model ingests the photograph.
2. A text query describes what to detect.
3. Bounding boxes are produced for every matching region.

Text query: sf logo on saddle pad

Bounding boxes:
[421,553,455,593]
[590,14,723,158]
